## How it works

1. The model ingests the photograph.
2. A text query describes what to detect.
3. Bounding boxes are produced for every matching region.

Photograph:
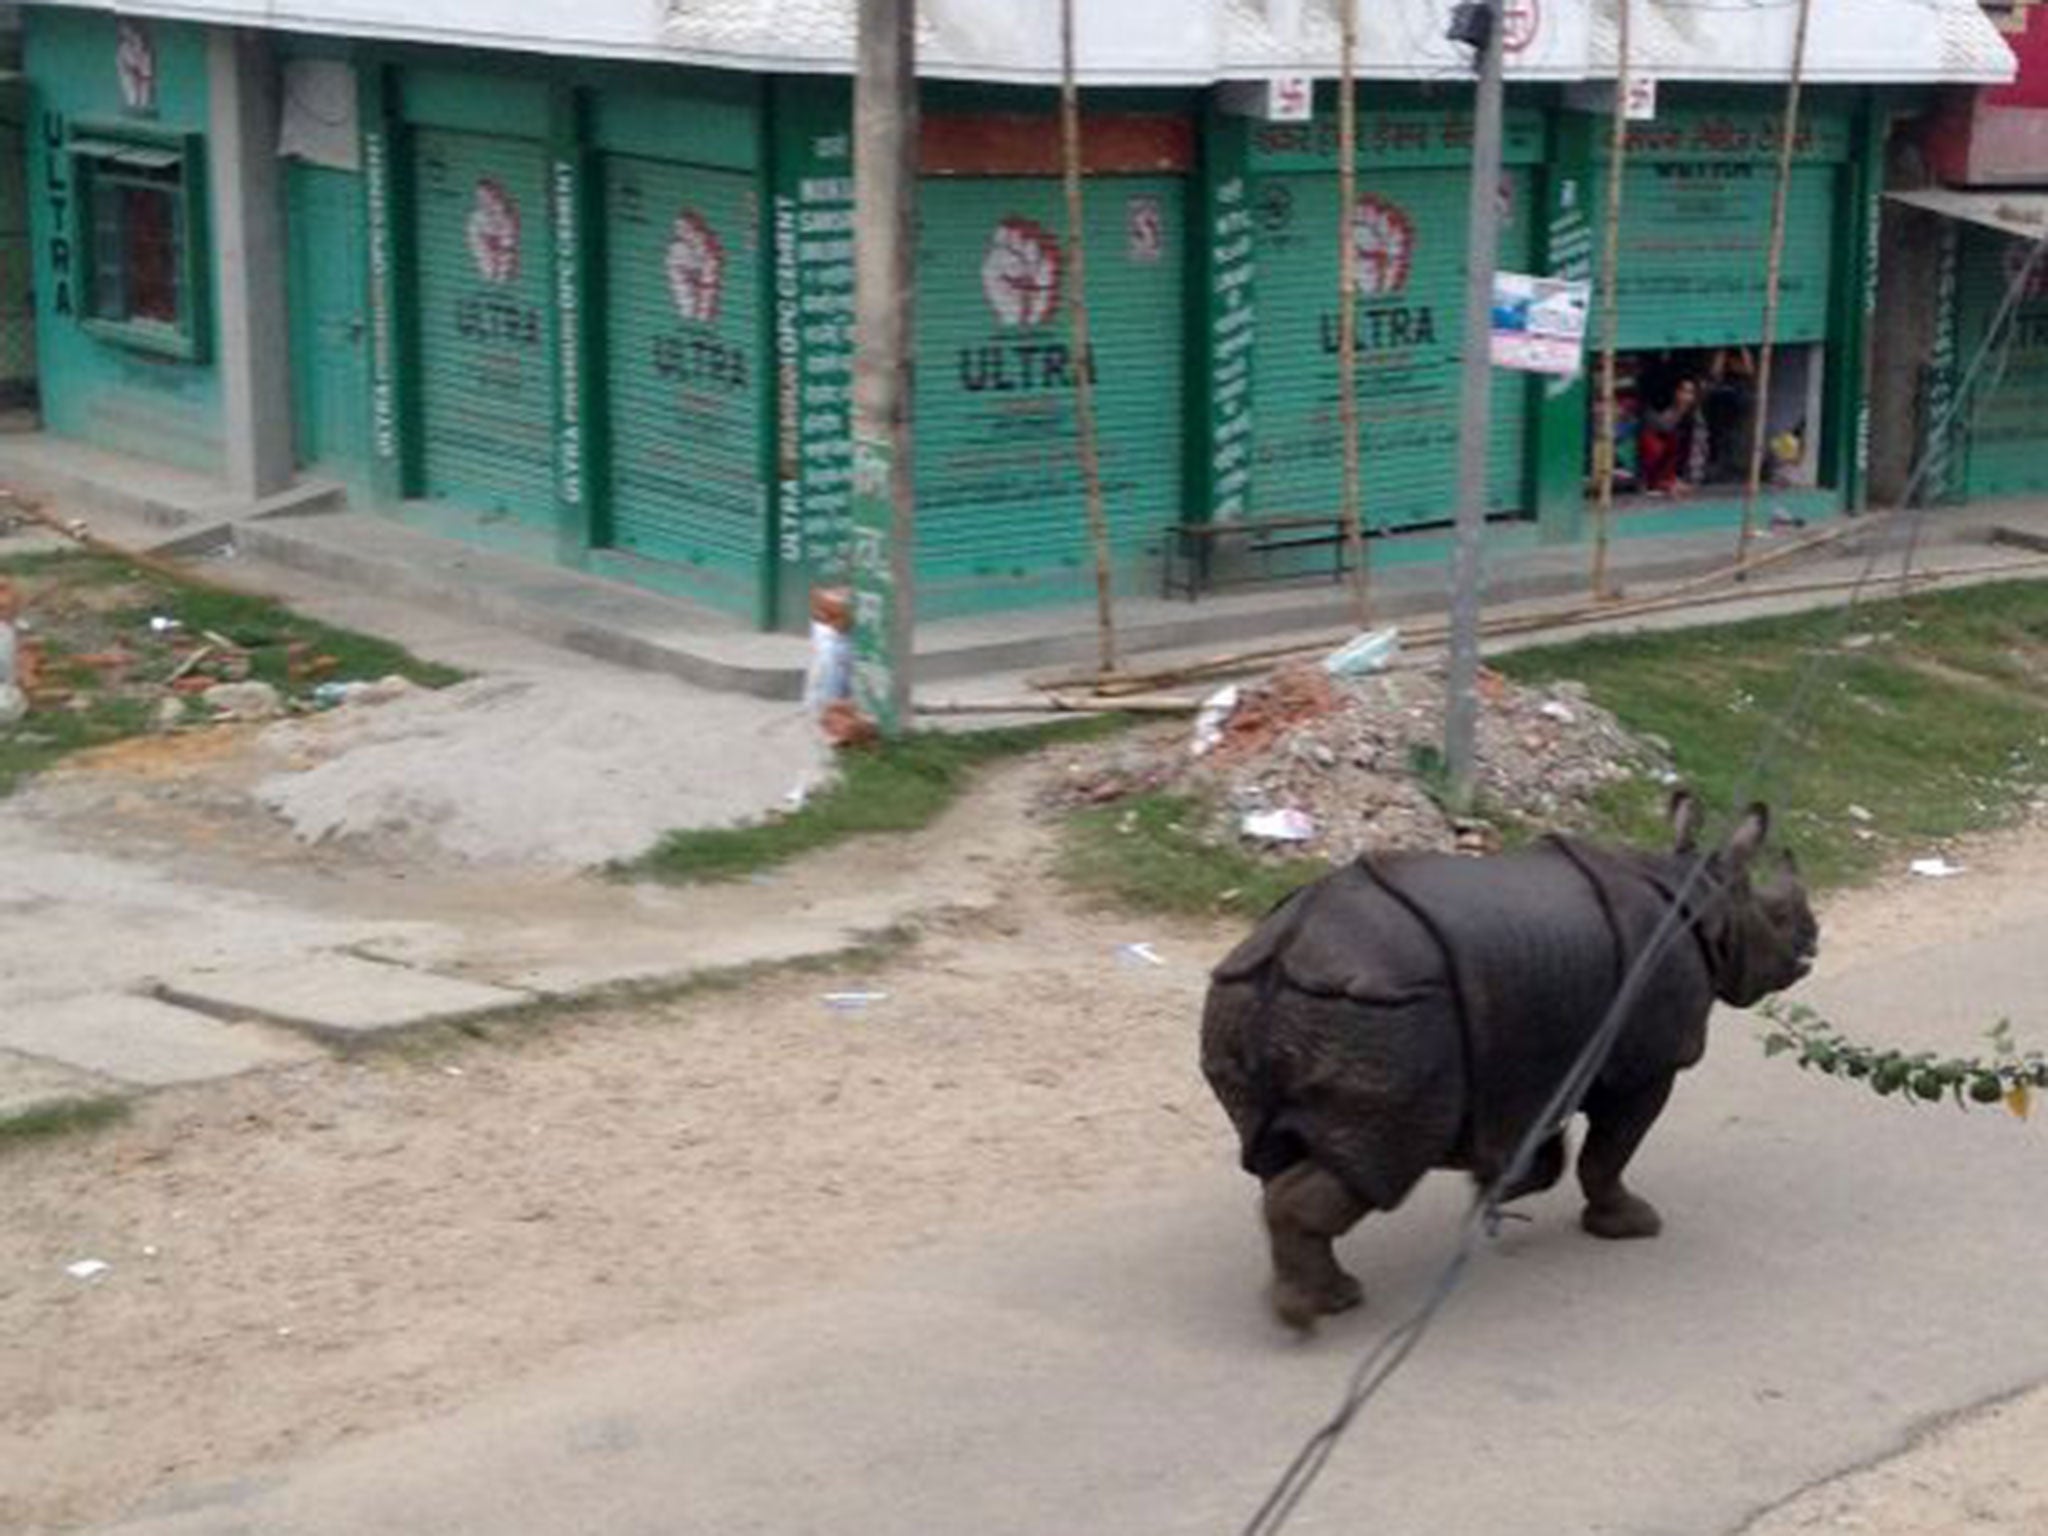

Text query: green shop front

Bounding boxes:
[1539,94,1878,524]
[1944,219,2048,502]
[363,58,775,617]
[1221,96,1544,534]
[24,8,221,472]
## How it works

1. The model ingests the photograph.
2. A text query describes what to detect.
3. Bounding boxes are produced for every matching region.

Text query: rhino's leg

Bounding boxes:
[1577,1073,1675,1240]
[1262,1161,1370,1330]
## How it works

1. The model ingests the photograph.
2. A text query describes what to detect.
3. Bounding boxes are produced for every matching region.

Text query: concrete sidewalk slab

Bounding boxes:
[0,995,320,1089]
[156,955,534,1043]
[0,1049,120,1116]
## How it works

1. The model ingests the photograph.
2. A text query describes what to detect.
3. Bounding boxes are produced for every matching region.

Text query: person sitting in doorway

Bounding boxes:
[1639,377,1702,496]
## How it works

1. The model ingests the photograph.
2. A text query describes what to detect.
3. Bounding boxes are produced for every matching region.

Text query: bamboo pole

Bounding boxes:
[1736,0,1814,571]
[1060,0,1119,675]
[1336,0,1370,627]
[1590,0,1631,600]
[991,556,2048,715]
[1037,511,1896,697]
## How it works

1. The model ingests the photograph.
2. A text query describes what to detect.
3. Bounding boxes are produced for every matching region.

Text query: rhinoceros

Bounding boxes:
[1199,793,1817,1329]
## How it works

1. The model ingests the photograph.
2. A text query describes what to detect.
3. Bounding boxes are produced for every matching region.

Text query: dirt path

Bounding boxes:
[3,764,2046,1535]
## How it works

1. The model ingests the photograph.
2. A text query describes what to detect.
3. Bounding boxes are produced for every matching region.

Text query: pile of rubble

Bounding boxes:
[1054,657,1672,862]
[0,565,418,739]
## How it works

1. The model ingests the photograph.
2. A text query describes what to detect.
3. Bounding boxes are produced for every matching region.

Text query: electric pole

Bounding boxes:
[1443,0,1505,816]
[850,0,918,734]
[1337,0,1370,627]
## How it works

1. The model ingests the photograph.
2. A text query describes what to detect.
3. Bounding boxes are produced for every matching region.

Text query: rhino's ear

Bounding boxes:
[1726,802,1771,871]
[1668,789,1703,854]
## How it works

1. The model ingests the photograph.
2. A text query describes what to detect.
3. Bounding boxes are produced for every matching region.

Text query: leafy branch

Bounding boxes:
[1758,1001,2044,1120]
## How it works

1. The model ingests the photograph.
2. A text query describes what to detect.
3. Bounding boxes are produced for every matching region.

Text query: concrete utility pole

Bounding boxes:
[1443,0,1505,816]
[851,0,918,734]
[1060,0,1119,677]
[1336,0,1370,628]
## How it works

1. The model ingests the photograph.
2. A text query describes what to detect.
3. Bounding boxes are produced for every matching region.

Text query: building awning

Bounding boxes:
[1590,0,2015,85]
[1887,188,2048,242]
[18,0,2023,84]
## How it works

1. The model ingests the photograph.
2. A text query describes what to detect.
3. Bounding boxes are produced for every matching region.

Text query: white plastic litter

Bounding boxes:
[1909,857,1966,879]
[0,617,22,727]
[65,1259,110,1281]
[1241,807,1316,843]
[1323,625,1401,678]
[1118,942,1166,967]
[802,621,853,717]
[1190,684,1240,758]
[1538,700,1577,724]
[822,991,889,1011]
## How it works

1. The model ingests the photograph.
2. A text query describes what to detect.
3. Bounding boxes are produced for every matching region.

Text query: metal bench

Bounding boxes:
[1161,514,1354,600]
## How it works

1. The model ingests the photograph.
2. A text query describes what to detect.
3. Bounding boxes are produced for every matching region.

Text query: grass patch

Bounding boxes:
[0,1095,130,1151]
[1495,578,2048,887]
[623,717,1130,884]
[1,550,462,794]
[1058,791,1326,921]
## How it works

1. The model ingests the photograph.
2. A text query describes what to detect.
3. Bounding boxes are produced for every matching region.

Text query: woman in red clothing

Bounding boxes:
[1638,377,1701,496]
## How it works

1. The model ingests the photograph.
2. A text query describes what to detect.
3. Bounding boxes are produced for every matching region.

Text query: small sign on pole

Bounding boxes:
[1265,74,1313,122]
[1489,271,1590,376]
[1624,74,1657,120]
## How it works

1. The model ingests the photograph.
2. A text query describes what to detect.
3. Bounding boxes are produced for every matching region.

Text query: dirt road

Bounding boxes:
[5,764,2047,1535]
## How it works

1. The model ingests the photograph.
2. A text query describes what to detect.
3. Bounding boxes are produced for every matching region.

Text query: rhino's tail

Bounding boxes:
[1200,954,1308,1180]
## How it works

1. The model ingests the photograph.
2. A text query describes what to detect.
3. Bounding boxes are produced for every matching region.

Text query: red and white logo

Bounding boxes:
[1349,195,1416,298]
[115,20,157,114]
[1126,196,1164,264]
[1502,0,1541,54]
[981,217,1063,329]
[666,210,726,323]
[466,179,521,286]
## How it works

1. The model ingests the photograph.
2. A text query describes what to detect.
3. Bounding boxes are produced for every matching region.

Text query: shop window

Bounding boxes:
[69,131,209,361]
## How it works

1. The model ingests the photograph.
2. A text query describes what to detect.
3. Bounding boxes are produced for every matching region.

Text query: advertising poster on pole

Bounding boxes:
[1489,271,1590,375]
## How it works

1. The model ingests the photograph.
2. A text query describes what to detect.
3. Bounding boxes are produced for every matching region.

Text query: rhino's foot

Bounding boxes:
[1270,1271,1364,1332]
[1581,1192,1663,1240]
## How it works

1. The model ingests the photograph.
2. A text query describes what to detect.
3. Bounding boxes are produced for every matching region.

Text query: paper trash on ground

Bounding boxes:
[1323,626,1401,678]
[1909,857,1966,879]
[1190,684,1241,758]
[1241,807,1316,843]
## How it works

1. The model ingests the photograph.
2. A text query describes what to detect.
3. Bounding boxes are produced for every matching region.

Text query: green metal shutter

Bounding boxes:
[603,154,765,601]
[1606,162,1836,350]
[912,176,1185,598]
[1958,228,2048,501]
[1249,167,1533,531]
[413,129,555,526]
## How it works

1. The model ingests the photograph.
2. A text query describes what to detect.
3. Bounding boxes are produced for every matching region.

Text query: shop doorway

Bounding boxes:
[1595,343,1824,502]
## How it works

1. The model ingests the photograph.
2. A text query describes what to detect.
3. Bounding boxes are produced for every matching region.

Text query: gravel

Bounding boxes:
[255,668,830,869]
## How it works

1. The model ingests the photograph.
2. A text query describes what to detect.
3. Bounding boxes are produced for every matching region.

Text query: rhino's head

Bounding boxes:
[1671,793,1819,1008]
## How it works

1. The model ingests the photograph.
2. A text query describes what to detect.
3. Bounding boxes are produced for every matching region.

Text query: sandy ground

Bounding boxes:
[4,763,2047,1534]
